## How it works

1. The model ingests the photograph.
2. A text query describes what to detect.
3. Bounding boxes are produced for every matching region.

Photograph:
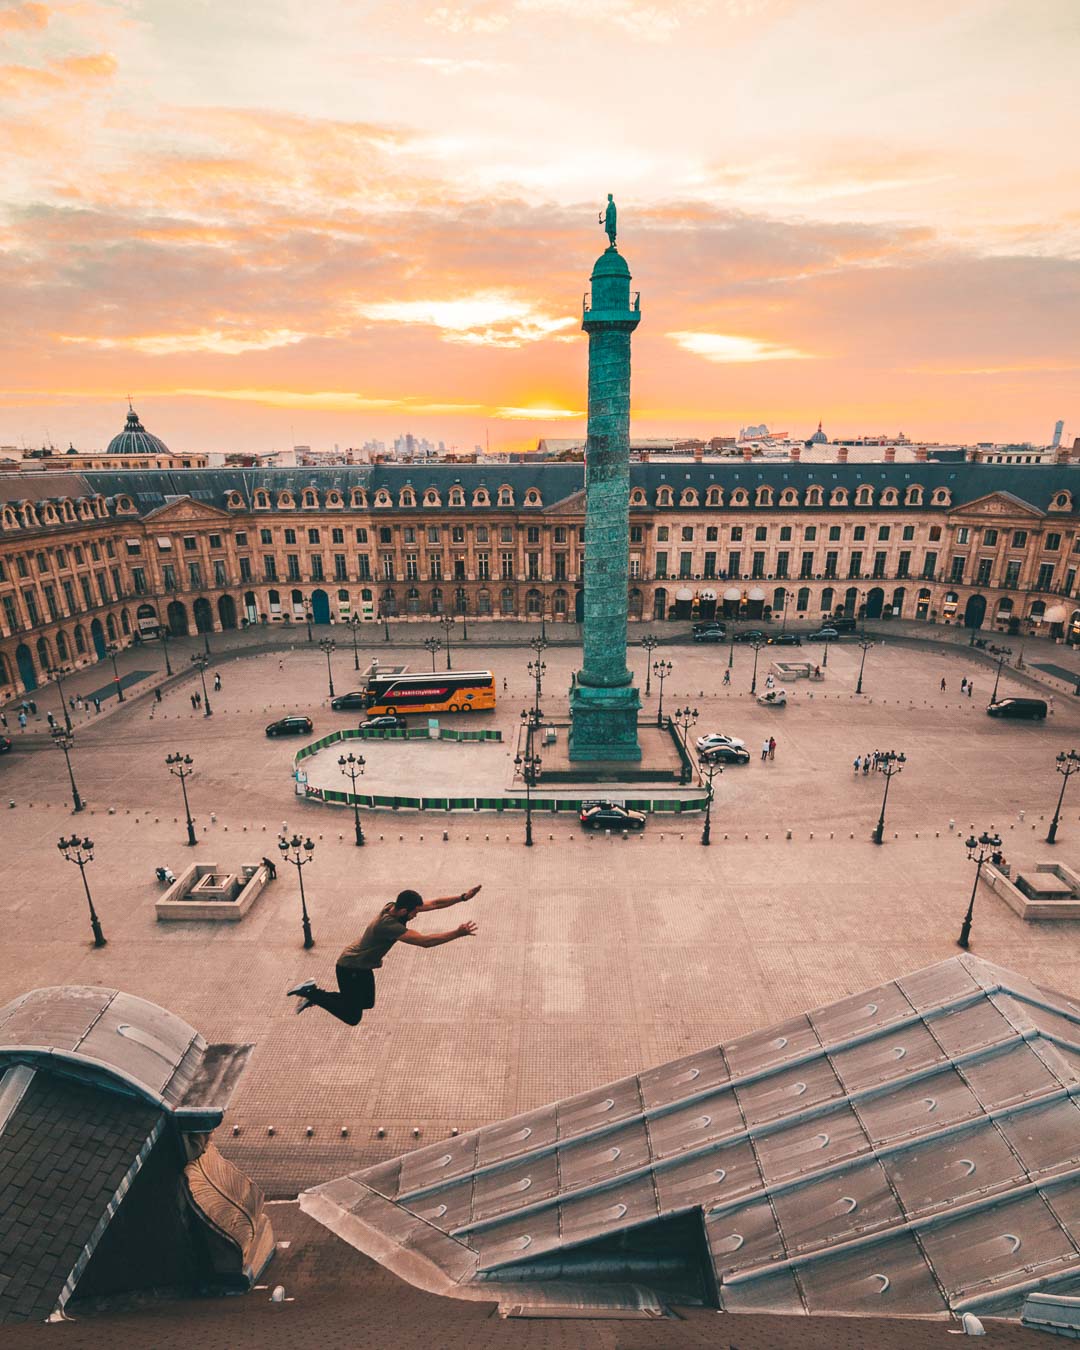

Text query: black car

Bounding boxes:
[693,626,728,643]
[699,743,750,766]
[987,697,1047,721]
[359,714,407,730]
[579,801,647,831]
[330,691,368,711]
[692,621,727,635]
[767,633,802,646]
[733,629,766,644]
[830,616,859,632]
[265,715,314,737]
[808,627,840,642]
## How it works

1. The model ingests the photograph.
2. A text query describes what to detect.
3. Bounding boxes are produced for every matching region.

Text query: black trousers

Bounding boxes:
[306,965,376,1026]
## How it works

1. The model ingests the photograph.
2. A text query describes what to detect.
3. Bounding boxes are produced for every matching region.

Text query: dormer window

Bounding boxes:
[473,488,491,507]
[524,488,543,507]
[805,486,824,506]
[61,501,76,522]
[680,488,699,507]
[630,487,647,507]
[881,488,899,506]
[829,488,849,506]
[422,489,440,508]
[278,491,294,510]
[730,488,749,508]
[855,485,873,506]
[350,487,368,509]
[116,496,136,513]
[254,489,270,509]
[302,489,318,509]
[449,487,465,507]
[905,485,924,506]
[657,486,674,507]
[705,486,723,507]
[400,488,417,508]
[78,500,94,520]
[326,491,342,509]
[1,507,18,530]
[497,485,514,507]
[375,489,392,508]
[1051,491,1072,511]
[930,487,951,507]
[94,496,109,518]
[779,487,798,507]
[227,491,244,510]
[755,486,773,507]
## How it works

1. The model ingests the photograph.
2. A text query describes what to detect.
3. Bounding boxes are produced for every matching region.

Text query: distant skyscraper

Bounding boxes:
[1052,420,1064,448]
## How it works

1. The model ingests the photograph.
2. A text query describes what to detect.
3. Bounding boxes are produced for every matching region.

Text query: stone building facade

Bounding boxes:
[2,462,1080,698]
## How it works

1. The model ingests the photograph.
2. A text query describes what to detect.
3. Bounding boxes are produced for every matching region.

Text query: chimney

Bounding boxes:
[884,447,896,462]
[790,445,801,462]
[693,444,703,461]
[836,446,848,464]
[1056,445,1070,464]
[915,446,928,462]
[742,446,753,462]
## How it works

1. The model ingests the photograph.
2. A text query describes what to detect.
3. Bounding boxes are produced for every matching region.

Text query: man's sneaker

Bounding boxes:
[295,997,314,1015]
[287,979,316,997]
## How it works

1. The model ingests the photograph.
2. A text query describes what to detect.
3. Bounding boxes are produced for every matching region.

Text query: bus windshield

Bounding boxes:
[364,670,496,715]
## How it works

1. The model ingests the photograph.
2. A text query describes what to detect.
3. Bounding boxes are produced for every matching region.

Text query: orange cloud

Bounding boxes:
[0,2,50,34]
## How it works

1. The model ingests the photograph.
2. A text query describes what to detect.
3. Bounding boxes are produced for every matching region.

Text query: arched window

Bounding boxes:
[477,587,492,615]
[855,485,873,506]
[454,586,468,614]
[381,587,398,616]
[78,500,94,520]
[302,489,318,508]
[74,626,86,654]
[830,487,849,506]
[905,485,924,506]
[821,586,835,612]
[61,500,76,522]
[406,587,420,614]
[56,631,69,660]
[657,486,674,506]
[779,488,799,507]
[0,506,17,530]
[680,488,698,507]
[105,614,117,641]
[337,588,349,603]
[449,487,465,507]
[254,489,270,510]
[730,488,749,508]
[430,587,444,614]
[500,586,515,614]
[21,504,39,527]
[805,486,824,506]
[401,488,417,508]
[755,486,773,507]
[120,609,131,634]
[350,487,368,508]
[553,588,568,615]
[526,588,542,614]
[42,504,59,524]
[497,485,514,507]
[797,586,810,611]
[705,486,723,507]
[36,636,51,668]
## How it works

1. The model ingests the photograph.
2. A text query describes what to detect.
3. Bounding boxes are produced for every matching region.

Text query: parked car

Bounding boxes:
[808,627,840,642]
[699,743,750,765]
[829,616,859,633]
[330,691,368,711]
[692,621,727,636]
[579,801,647,831]
[693,626,728,643]
[696,731,746,752]
[733,629,766,644]
[265,715,314,737]
[767,633,802,646]
[986,697,1047,721]
[0,735,11,755]
[359,714,407,730]
[757,689,788,707]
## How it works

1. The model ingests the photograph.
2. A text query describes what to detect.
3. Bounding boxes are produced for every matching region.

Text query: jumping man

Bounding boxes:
[287,884,481,1025]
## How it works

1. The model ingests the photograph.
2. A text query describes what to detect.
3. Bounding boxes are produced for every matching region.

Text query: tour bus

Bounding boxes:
[363,670,497,716]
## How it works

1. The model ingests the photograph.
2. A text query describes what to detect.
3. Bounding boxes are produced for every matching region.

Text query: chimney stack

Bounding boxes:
[884,447,896,462]
[790,445,801,462]
[915,446,928,462]
[836,446,849,464]
[742,446,753,462]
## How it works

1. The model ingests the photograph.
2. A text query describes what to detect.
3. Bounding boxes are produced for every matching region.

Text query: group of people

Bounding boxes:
[1,694,102,731]
[760,736,777,761]
[939,676,975,698]
[853,750,897,775]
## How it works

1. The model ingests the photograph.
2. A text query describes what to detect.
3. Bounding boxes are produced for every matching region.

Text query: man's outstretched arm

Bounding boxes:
[419,884,481,912]
[399,921,477,948]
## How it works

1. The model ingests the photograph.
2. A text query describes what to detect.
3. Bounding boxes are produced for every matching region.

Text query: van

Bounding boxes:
[830,616,859,633]
[987,697,1047,720]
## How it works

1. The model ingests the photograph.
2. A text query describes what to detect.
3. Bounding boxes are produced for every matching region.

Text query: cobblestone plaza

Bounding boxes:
[2,623,1078,1204]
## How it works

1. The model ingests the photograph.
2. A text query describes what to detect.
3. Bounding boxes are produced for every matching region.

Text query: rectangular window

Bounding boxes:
[804,526,817,542]
[235,532,247,547]
[902,525,915,541]
[929,525,942,542]
[726,551,740,578]
[706,526,719,542]
[552,553,566,581]
[73,546,83,565]
[878,525,890,541]
[287,555,301,581]
[629,557,641,579]
[982,528,998,546]
[1004,560,1021,588]
[1012,530,1027,548]
[331,528,344,545]
[950,555,965,583]
[629,526,642,544]
[528,552,541,580]
[405,554,418,581]
[871,551,885,578]
[754,526,767,542]
[779,526,792,542]
[80,576,94,606]
[897,551,911,578]
[183,536,197,551]
[453,556,466,580]
[451,526,465,544]
[403,527,416,544]
[90,543,100,561]
[656,552,668,579]
[829,526,842,542]
[553,526,567,544]
[500,551,514,580]
[334,555,347,581]
[800,551,814,578]
[477,553,490,580]
[111,566,122,597]
[730,526,743,542]
[751,551,765,578]
[853,526,866,542]
[260,529,273,545]
[209,534,222,550]
[357,555,371,581]
[1045,532,1062,551]
[285,528,297,545]
[43,584,59,620]
[682,526,694,542]
[355,528,369,544]
[239,556,252,581]
[679,551,693,578]
[703,552,716,579]
[23,590,40,625]
[848,551,862,578]
[307,528,320,545]
[188,562,202,588]
[1037,562,1055,591]
[956,527,970,545]
[310,555,324,581]
[475,526,488,544]
[125,541,141,556]
[62,579,75,611]
[923,551,938,579]
[263,556,277,581]
[428,527,441,544]
[824,552,838,579]
[1066,568,1077,595]
[2,596,17,631]
[776,551,789,579]
[502,527,514,544]
[36,552,48,573]
[657,526,669,542]
[381,555,394,580]
[976,558,993,585]
[527,526,541,544]
[379,527,392,545]
[96,572,109,604]
[213,560,227,586]
[429,554,442,580]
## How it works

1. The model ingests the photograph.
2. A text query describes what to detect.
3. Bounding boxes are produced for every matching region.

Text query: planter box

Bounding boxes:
[156,862,270,922]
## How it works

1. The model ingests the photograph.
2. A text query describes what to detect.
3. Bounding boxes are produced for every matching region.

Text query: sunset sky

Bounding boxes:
[1,0,1077,453]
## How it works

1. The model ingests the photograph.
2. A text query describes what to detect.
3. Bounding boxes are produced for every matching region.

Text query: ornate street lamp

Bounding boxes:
[423,636,442,672]
[457,594,469,642]
[278,833,316,948]
[749,636,766,695]
[1047,749,1080,844]
[159,623,173,676]
[640,634,659,694]
[527,655,546,725]
[51,725,84,813]
[728,620,737,670]
[105,641,125,702]
[379,605,390,642]
[304,604,314,642]
[319,637,336,698]
[700,757,721,845]
[45,663,74,731]
[338,751,366,847]
[439,612,455,669]
[958,829,1002,949]
[347,612,362,671]
[988,643,1013,703]
[872,749,906,845]
[855,632,874,695]
[653,659,672,727]
[672,706,699,784]
[57,834,105,947]
[165,751,198,847]
[779,589,794,633]
[190,652,213,716]
[820,628,832,668]
[515,711,542,848]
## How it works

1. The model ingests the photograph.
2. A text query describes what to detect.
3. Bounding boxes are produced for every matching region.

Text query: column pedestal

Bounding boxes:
[568,682,642,761]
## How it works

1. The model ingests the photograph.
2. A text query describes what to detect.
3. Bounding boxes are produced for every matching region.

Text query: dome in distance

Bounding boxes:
[106,404,171,457]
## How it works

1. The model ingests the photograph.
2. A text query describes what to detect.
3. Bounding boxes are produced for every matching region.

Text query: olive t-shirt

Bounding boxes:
[338,903,408,970]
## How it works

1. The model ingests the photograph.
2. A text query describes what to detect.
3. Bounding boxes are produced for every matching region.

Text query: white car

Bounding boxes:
[695,731,746,752]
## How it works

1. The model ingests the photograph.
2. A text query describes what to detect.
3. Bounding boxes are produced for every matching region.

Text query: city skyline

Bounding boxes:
[1,0,1077,453]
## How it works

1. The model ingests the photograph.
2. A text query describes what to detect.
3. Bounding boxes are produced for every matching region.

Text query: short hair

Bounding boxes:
[395,889,423,913]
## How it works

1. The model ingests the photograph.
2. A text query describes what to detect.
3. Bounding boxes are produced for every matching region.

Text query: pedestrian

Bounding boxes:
[288,884,481,1024]
[190,693,197,710]
[503,677,508,692]
[722,668,730,686]
[20,699,29,714]
[940,677,946,692]
[18,710,27,730]
[967,682,973,698]
[262,856,277,880]
[863,754,871,775]
[853,755,861,774]
[1049,695,1055,713]
[761,737,769,762]
[765,673,775,690]
[961,678,967,694]
[196,690,202,707]
[68,696,75,711]
[0,711,6,729]
[46,711,55,728]
[213,673,221,692]
[93,697,101,714]
[154,687,163,703]
[768,735,776,760]
[27,699,36,715]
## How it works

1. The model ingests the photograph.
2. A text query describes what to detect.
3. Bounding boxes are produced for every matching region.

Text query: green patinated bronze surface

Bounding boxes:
[569,203,643,762]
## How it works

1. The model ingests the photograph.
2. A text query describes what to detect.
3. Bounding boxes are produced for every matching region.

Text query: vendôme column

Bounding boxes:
[568,196,643,762]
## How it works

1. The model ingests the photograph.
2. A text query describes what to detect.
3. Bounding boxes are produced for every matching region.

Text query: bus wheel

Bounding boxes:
[448,703,460,713]
[461,704,472,713]
[386,706,396,715]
